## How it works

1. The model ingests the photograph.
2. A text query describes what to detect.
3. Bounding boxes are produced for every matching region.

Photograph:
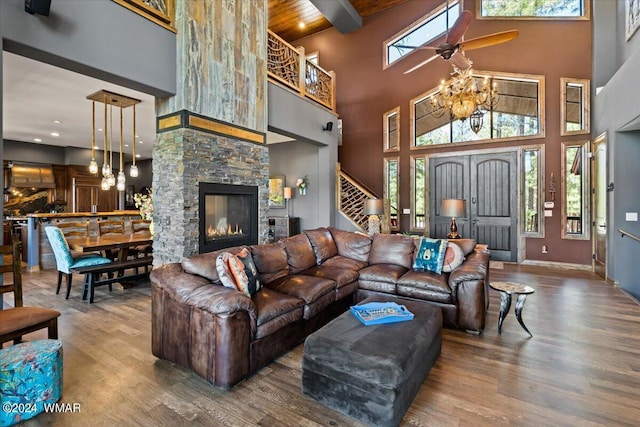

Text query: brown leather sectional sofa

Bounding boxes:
[150,227,490,389]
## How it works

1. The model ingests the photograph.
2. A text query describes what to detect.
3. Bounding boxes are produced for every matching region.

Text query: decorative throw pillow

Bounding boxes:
[413,237,448,274]
[215,252,239,291]
[441,241,465,273]
[235,247,262,297]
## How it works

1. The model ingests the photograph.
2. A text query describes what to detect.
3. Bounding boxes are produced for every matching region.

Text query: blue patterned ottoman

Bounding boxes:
[0,340,63,427]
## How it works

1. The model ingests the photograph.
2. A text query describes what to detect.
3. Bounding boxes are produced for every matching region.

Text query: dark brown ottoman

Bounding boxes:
[302,296,442,427]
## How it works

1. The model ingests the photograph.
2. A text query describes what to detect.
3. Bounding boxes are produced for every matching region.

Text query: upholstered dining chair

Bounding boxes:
[44,226,112,299]
[0,235,61,346]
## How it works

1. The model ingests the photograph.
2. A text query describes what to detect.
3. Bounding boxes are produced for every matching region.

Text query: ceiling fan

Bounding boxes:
[399,10,518,74]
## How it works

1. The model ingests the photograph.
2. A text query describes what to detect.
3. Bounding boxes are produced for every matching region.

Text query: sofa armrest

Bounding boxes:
[151,263,257,388]
[448,249,490,332]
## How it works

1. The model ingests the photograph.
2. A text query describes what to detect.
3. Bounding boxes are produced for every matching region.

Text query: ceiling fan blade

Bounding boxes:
[403,54,440,74]
[459,30,519,51]
[445,10,472,45]
[449,51,471,71]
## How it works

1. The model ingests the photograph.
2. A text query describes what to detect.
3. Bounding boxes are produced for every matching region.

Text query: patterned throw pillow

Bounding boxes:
[441,241,465,273]
[413,237,448,274]
[216,252,240,291]
[236,247,262,297]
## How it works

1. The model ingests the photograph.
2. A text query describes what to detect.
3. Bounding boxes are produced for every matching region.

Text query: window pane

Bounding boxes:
[480,0,583,17]
[385,159,399,229]
[387,2,459,65]
[414,158,426,228]
[523,149,540,233]
[565,146,583,234]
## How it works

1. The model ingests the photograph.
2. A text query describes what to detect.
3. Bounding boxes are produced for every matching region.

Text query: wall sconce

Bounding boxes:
[284,187,293,217]
[323,121,334,131]
[440,199,466,239]
[364,198,384,236]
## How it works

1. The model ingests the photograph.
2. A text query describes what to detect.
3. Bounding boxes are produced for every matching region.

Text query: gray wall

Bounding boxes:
[593,1,640,299]
[0,0,176,98]
[267,82,339,228]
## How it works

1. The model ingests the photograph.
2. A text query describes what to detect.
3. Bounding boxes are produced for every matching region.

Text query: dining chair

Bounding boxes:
[97,219,125,260]
[0,235,61,346]
[44,226,112,299]
[55,220,90,237]
[129,219,152,273]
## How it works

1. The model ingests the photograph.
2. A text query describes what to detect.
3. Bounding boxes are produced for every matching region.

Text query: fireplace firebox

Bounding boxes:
[199,183,258,253]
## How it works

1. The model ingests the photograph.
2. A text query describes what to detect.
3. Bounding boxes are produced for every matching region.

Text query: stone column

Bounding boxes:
[153,0,268,265]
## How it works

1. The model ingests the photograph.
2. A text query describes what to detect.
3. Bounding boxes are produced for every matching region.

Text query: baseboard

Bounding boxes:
[520,259,592,271]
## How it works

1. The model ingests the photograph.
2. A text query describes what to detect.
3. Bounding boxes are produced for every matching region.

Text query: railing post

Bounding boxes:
[298,46,306,98]
[335,162,342,211]
[330,71,337,113]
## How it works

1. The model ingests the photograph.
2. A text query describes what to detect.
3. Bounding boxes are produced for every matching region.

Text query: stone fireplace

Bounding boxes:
[199,182,258,252]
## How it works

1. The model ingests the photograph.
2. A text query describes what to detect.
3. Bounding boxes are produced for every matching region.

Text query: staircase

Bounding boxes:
[336,163,390,233]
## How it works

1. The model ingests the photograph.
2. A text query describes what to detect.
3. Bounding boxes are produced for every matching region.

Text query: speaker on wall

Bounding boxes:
[25,0,51,16]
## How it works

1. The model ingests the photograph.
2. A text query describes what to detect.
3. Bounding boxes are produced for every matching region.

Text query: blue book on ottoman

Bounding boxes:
[350,301,414,325]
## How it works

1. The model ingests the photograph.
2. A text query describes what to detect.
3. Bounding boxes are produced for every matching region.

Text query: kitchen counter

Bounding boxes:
[25,211,146,271]
[27,211,140,218]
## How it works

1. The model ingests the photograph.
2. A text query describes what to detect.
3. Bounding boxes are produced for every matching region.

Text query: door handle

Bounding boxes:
[471,197,476,204]
[599,224,607,229]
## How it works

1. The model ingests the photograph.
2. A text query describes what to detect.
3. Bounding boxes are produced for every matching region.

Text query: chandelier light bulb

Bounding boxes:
[89,159,98,175]
[107,173,116,187]
[101,177,110,190]
[116,171,126,191]
[130,164,139,178]
[102,163,111,177]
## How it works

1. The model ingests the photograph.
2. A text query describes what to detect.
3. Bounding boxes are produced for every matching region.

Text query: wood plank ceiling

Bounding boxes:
[268,0,409,42]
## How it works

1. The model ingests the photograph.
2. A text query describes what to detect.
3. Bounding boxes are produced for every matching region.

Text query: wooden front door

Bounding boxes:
[430,151,518,261]
[591,133,607,279]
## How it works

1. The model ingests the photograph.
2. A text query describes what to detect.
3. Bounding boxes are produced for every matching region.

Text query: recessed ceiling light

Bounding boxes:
[98,128,103,132]
[33,138,42,142]
[124,144,129,147]
[135,134,139,138]
[50,132,59,137]
[139,141,143,144]
[299,22,305,29]
[135,154,141,158]
[53,120,61,124]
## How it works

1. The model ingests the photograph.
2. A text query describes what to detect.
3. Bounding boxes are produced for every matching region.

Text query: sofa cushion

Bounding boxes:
[397,270,453,304]
[368,234,415,269]
[328,227,371,263]
[300,266,359,288]
[450,239,476,256]
[321,255,368,271]
[182,246,246,284]
[303,228,338,264]
[252,288,304,339]
[358,264,408,294]
[413,237,447,274]
[250,242,289,285]
[442,241,465,273]
[283,234,317,274]
[267,275,337,319]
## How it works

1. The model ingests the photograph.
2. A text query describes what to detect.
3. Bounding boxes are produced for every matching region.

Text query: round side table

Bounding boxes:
[489,281,535,337]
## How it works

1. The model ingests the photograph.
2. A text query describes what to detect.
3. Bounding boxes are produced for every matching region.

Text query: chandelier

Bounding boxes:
[430,67,498,133]
[86,90,141,191]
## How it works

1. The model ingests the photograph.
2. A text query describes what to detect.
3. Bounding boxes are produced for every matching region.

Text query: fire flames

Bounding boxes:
[207,223,244,239]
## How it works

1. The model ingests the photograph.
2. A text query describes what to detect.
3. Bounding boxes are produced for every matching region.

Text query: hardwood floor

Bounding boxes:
[3,265,640,426]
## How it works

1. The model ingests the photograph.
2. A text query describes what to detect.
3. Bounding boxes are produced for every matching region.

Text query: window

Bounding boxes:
[383,107,400,152]
[384,158,400,230]
[383,1,460,69]
[411,156,427,230]
[561,142,589,240]
[560,77,590,136]
[521,145,544,237]
[478,0,586,18]
[411,71,545,148]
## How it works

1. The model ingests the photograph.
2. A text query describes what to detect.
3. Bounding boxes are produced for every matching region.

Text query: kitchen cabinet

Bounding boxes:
[72,176,117,213]
[48,165,68,205]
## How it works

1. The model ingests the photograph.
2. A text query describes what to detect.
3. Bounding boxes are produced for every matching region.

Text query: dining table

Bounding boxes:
[65,233,153,262]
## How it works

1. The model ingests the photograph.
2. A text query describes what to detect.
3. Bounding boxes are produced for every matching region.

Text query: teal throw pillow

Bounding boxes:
[413,237,448,274]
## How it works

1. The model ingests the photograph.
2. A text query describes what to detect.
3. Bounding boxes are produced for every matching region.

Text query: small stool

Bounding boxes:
[0,340,63,427]
[489,281,535,337]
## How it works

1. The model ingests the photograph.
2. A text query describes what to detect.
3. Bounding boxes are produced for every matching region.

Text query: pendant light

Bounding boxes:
[101,94,111,177]
[116,104,126,191]
[130,104,138,178]
[107,102,116,187]
[88,101,98,174]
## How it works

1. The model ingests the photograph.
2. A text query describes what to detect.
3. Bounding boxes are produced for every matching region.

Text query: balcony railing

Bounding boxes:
[268,30,336,112]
